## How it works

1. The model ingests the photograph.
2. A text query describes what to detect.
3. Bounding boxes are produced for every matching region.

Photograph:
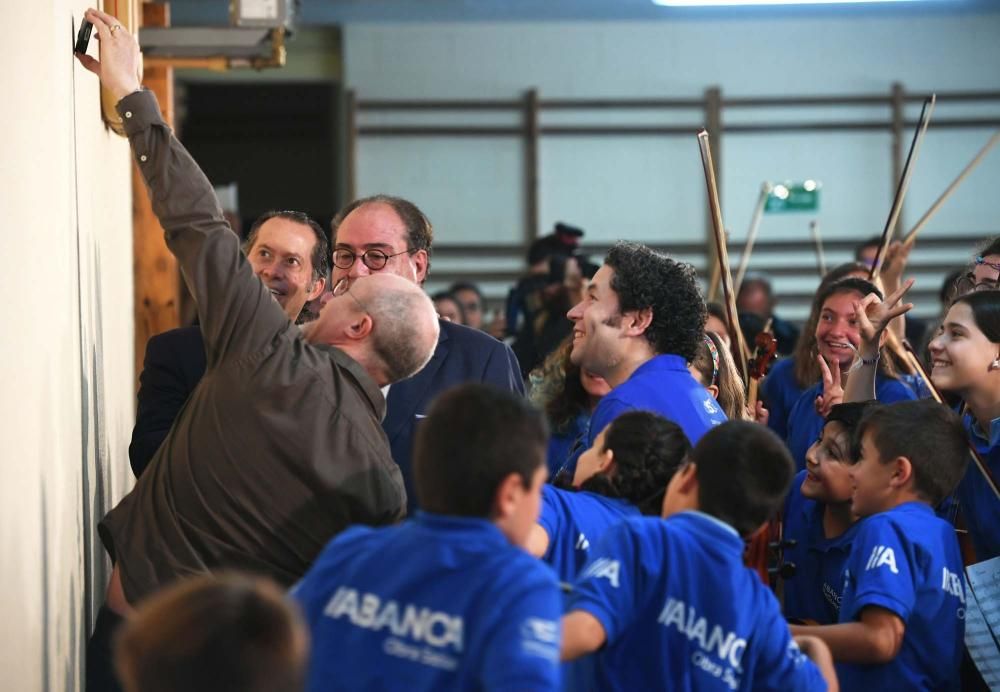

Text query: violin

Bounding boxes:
[743,321,788,587]
[746,321,778,411]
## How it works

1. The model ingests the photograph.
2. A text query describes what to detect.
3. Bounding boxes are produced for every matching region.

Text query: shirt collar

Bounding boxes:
[673,510,741,539]
[630,354,689,378]
[969,415,1000,447]
[412,511,509,545]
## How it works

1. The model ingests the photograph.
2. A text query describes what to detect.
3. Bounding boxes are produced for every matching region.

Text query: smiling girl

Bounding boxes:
[784,278,916,470]
[927,290,1000,560]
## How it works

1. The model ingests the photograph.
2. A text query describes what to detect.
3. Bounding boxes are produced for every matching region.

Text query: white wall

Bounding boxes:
[0,3,134,690]
[344,13,1000,316]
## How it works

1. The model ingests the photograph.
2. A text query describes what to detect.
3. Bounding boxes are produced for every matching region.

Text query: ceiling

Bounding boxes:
[168,0,1000,26]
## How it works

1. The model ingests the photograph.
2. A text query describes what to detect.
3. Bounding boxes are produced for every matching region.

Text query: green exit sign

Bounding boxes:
[765,181,820,213]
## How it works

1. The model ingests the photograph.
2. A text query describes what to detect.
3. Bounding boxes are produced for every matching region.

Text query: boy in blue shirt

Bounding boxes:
[292,384,562,691]
[527,411,691,582]
[791,399,969,690]
[560,421,838,691]
[783,401,877,625]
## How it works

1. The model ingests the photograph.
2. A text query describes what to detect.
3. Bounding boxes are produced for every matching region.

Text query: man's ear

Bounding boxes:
[346,313,374,341]
[623,307,654,336]
[412,249,430,285]
[307,276,327,302]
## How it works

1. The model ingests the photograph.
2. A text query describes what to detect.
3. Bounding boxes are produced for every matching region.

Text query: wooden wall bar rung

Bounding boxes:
[355,89,1000,113]
[358,99,520,110]
[541,97,705,109]
[426,233,989,256]
[359,126,523,136]
[358,118,1000,138]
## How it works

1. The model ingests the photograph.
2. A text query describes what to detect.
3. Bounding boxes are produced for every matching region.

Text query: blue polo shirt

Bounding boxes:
[959,413,1000,560]
[562,355,725,475]
[785,375,916,471]
[781,470,860,625]
[568,512,826,692]
[538,485,640,582]
[760,356,802,440]
[836,502,964,691]
[292,512,562,692]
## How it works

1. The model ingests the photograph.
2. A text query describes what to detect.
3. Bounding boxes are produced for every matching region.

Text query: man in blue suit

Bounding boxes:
[128,210,329,476]
[330,195,524,511]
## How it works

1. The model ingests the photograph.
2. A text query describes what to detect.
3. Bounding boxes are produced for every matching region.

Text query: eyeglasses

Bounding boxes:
[332,247,415,271]
[332,277,368,313]
[703,334,720,386]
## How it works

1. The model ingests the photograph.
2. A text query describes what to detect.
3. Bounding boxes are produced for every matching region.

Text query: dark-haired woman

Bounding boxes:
[526,411,691,582]
[784,278,915,470]
[762,262,871,439]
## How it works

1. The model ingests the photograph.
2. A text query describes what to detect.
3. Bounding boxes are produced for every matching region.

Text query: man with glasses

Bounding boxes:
[331,195,524,511]
[128,210,330,477]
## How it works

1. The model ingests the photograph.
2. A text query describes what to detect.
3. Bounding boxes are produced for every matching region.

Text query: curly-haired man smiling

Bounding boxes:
[563,242,726,472]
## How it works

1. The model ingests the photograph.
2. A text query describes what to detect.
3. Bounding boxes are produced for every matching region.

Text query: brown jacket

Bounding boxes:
[100,90,405,603]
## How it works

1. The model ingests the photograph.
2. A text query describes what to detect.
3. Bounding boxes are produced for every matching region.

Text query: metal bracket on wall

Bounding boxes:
[138,26,287,71]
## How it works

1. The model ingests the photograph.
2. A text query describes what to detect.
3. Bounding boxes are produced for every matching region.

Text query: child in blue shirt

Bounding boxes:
[791,399,969,690]
[527,411,691,582]
[292,384,562,692]
[560,420,838,691]
[926,288,1000,560]
[783,401,877,625]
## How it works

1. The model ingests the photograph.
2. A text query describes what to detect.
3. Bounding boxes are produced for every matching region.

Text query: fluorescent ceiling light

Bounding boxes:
[653,0,933,6]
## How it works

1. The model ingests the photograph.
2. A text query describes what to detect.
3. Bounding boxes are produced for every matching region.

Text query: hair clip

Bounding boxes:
[704,334,720,386]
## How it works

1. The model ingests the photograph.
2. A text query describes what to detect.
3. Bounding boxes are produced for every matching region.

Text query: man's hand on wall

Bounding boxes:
[74,8,142,102]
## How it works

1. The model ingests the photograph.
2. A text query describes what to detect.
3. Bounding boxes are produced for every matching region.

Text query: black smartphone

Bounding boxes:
[75,19,93,54]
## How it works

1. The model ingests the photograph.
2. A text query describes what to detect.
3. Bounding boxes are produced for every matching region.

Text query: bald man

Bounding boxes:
[77,12,439,691]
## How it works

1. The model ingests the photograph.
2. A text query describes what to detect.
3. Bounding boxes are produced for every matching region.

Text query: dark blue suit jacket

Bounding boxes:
[129,326,206,477]
[129,321,525,510]
[385,320,524,512]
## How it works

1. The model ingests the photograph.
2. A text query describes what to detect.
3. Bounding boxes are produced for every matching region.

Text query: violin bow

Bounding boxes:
[707,246,723,303]
[698,129,751,385]
[902,131,1000,250]
[899,340,1000,502]
[809,220,827,277]
[869,94,936,283]
[734,182,773,296]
